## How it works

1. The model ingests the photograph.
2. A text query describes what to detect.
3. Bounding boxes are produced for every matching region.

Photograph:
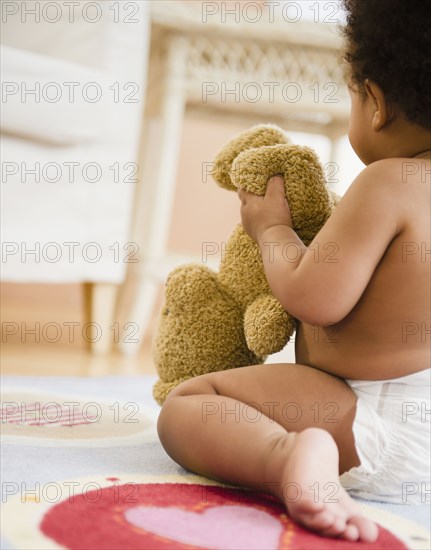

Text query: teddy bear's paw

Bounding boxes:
[211,124,290,191]
[152,377,193,406]
[244,295,297,356]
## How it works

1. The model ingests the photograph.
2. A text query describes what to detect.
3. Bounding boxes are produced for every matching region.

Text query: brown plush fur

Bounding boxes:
[152,124,339,405]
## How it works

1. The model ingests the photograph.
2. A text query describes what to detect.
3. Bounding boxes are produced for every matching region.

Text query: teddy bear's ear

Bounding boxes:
[211,124,290,191]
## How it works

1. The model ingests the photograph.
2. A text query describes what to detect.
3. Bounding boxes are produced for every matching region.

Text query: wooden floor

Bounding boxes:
[1,282,158,377]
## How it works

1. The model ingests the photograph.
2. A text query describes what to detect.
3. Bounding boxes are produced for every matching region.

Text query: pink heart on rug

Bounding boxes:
[124,504,284,549]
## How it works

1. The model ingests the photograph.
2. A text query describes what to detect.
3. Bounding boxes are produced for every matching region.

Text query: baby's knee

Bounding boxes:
[157,374,217,441]
[166,374,218,401]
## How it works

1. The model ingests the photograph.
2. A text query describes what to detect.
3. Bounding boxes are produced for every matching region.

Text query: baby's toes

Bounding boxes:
[297,509,335,532]
[289,497,323,516]
[320,514,348,538]
[348,515,379,542]
[341,523,360,541]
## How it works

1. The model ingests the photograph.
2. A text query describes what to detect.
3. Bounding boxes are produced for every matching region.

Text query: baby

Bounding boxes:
[157,0,430,542]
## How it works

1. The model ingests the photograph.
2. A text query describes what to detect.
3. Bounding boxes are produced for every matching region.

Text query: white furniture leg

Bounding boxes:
[84,282,118,355]
[118,37,188,356]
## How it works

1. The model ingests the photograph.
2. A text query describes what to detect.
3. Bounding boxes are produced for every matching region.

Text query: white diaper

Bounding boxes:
[340,368,430,505]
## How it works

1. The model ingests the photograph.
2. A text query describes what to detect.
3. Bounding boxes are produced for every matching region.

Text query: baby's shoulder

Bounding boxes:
[343,157,429,231]
[348,159,429,211]
[363,158,430,235]
[361,157,430,189]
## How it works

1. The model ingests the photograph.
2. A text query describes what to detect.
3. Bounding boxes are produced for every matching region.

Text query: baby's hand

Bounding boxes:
[238,175,293,242]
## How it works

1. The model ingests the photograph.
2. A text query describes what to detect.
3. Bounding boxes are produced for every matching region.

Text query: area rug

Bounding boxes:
[1,375,430,550]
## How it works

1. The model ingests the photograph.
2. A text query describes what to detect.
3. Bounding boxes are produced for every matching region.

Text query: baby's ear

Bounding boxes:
[211,124,290,191]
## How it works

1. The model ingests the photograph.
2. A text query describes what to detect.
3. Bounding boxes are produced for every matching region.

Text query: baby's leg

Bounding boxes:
[157,363,378,542]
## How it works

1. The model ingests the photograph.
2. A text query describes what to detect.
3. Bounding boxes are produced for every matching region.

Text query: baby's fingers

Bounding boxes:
[238,188,261,204]
[237,189,247,204]
[266,175,286,199]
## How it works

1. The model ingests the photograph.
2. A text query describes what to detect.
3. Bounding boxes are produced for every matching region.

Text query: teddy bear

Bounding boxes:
[152,124,339,405]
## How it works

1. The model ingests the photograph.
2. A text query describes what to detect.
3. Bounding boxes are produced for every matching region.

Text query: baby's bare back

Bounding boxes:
[296,158,430,380]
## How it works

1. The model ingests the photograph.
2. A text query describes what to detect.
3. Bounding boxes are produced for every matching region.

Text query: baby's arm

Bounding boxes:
[240,161,404,326]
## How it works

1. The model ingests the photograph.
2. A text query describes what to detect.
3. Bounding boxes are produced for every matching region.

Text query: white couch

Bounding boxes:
[1,0,150,352]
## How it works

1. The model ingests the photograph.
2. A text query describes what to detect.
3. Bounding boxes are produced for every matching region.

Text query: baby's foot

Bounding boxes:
[280,428,378,542]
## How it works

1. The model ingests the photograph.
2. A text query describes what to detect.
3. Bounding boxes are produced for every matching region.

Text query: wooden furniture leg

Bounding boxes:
[83,282,118,355]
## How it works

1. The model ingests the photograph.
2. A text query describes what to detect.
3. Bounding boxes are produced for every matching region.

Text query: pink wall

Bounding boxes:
[167,114,247,260]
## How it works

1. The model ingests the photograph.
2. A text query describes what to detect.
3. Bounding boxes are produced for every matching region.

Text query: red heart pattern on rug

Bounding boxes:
[40,482,408,549]
[125,504,283,549]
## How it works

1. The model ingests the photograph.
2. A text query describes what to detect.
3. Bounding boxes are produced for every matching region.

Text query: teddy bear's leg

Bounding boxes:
[244,295,296,356]
[211,125,290,191]
[152,263,262,406]
[231,144,332,242]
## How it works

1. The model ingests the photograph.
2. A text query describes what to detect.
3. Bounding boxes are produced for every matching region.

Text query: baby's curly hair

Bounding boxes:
[341,0,431,131]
